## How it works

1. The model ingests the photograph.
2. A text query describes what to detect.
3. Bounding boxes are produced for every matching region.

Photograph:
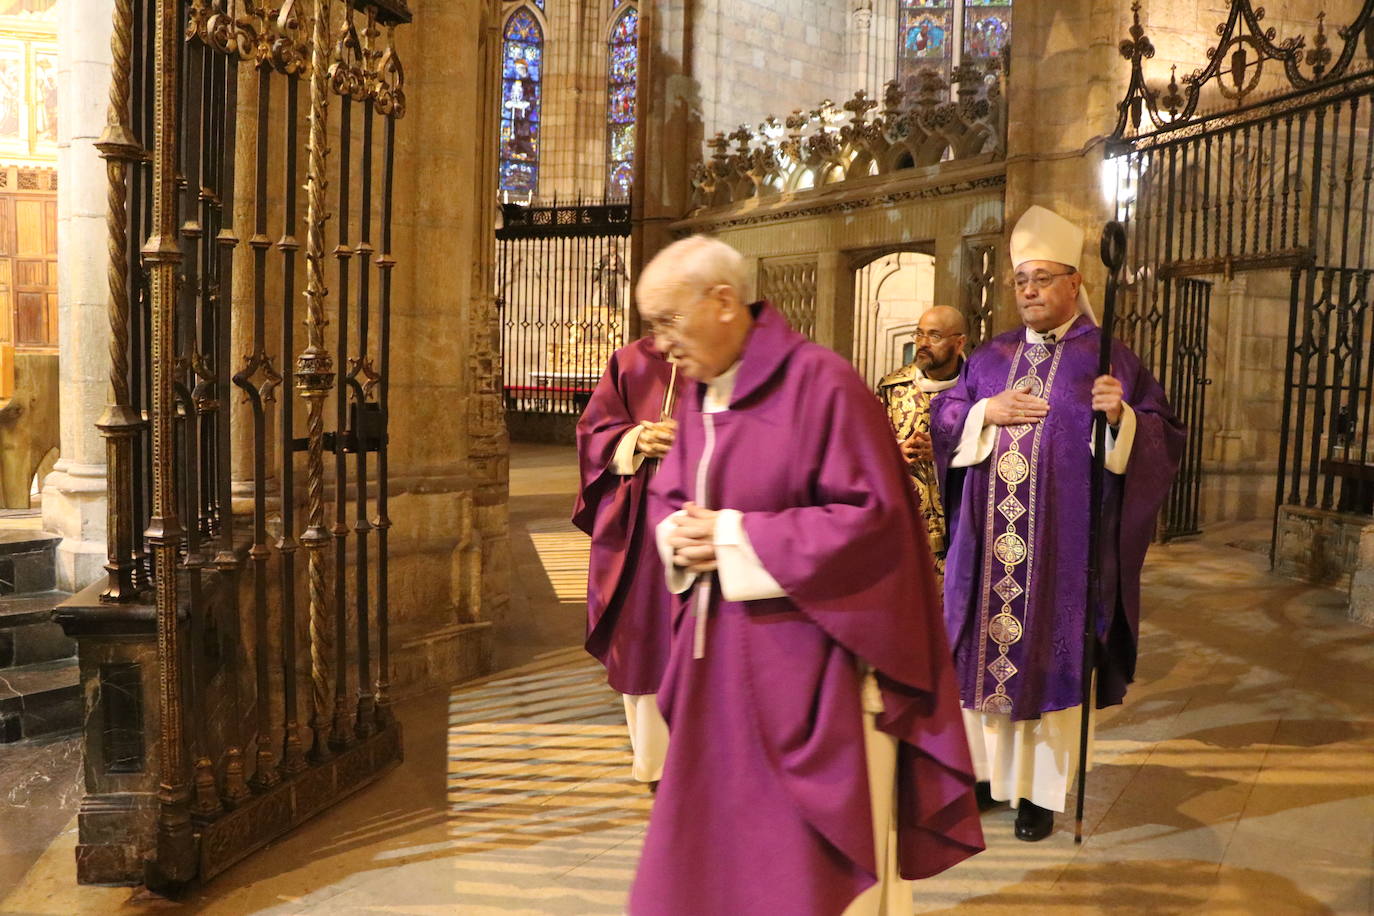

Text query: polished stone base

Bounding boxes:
[1274,504,1374,628]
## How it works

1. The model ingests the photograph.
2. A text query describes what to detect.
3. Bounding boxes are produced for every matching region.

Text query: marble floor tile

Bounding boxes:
[5,449,1374,915]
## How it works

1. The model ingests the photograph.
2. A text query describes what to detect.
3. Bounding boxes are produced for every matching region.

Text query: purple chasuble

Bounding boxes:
[932,316,1184,721]
[631,304,983,916]
[572,337,675,696]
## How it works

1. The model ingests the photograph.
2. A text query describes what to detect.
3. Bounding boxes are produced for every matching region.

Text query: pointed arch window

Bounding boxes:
[962,0,1010,69]
[606,5,638,198]
[499,7,544,198]
[897,0,1009,88]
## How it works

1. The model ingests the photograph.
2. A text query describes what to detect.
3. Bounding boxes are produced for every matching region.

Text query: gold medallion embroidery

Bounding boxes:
[982,693,1013,714]
[989,612,1024,645]
[997,450,1029,484]
[993,532,1027,565]
[1012,374,1045,398]
[972,336,1067,715]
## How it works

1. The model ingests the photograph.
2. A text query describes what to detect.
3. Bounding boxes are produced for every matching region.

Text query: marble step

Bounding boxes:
[0,591,73,668]
[0,531,59,596]
[0,656,81,744]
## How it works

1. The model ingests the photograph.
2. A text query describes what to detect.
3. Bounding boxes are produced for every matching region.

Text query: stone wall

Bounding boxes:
[692,0,852,141]
[1201,272,1292,522]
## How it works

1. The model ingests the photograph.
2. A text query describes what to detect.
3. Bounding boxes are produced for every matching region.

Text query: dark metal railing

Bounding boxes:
[1106,0,1374,541]
[496,197,632,416]
[95,0,412,886]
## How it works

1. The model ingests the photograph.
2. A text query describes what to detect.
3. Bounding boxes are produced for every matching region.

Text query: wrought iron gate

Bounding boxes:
[1163,277,1212,539]
[1282,265,1374,515]
[69,0,412,887]
[496,198,631,416]
[1107,0,1374,542]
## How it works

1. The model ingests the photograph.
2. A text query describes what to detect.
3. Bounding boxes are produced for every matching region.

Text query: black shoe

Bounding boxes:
[648,779,660,795]
[975,781,1000,812]
[1014,800,1054,841]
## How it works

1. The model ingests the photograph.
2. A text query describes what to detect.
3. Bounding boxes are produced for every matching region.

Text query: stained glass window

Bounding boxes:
[499,8,543,198]
[606,6,638,197]
[896,0,1010,92]
[898,0,952,86]
[963,0,1010,67]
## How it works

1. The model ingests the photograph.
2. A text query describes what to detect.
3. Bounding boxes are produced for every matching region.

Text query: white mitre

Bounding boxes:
[1010,205,1096,325]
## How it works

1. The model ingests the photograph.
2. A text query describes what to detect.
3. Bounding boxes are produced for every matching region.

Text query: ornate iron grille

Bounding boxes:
[1163,277,1213,539]
[758,256,818,340]
[79,0,412,887]
[1106,0,1374,542]
[496,198,632,416]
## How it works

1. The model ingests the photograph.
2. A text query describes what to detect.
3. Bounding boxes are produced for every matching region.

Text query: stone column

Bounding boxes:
[633,0,700,278]
[1210,275,1248,464]
[847,1,873,99]
[815,249,851,357]
[45,0,113,593]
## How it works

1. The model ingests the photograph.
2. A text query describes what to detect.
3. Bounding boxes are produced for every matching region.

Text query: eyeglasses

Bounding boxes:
[911,329,962,343]
[647,313,684,335]
[1012,269,1076,291]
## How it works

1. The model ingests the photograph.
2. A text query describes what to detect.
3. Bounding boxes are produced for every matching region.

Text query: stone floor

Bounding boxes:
[3,443,1373,914]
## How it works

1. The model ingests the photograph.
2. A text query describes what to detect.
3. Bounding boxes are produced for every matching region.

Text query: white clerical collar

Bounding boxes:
[916,364,961,394]
[1025,316,1077,345]
[703,360,741,413]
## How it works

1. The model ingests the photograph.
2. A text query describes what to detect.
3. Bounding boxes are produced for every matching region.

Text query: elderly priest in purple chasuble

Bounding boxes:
[628,236,983,916]
[932,205,1184,842]
[572,336,680,784]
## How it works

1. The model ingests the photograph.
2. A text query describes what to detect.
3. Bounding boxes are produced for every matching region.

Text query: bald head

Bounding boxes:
[636,235,750,311]
[913,305,968,380]
[636,235,754,381]
[923,305,969,337]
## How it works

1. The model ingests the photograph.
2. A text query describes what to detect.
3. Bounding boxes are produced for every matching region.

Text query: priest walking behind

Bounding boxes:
[932,205,1184,842]
[572,337,678,784]
[631,235,983,916]
[877,305,969,579]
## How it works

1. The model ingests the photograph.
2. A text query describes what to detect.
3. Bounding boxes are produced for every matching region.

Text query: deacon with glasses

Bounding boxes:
[932,205,1183,841]
[631,235,983,915]
[877,305,969,579]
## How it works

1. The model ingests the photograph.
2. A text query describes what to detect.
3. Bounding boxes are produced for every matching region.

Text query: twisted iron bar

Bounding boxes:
[299,0,336,761]
[95,0,145,601]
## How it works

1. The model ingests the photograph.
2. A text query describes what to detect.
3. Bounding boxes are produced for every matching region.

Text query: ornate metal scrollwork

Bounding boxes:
[373,27,406,117]
[1110,0,1374,143]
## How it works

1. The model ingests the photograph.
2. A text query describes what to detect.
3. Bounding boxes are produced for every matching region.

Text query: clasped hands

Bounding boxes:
[985,376,1124,427]
[635,419,678,459]
[900,430,933,465]
[666,502,720,574]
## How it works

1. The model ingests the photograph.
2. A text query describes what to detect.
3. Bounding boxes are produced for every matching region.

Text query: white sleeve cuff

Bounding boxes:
[655,510,696,594]
[1099,402,1136,475]
[713,509,787,601]
[951,398,997,468]
[611,426,648,476]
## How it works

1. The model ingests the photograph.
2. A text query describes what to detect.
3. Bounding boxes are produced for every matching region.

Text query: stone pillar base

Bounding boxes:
[1273,504,1374,628]
[40,459,108,593]
[393,621,494,694]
